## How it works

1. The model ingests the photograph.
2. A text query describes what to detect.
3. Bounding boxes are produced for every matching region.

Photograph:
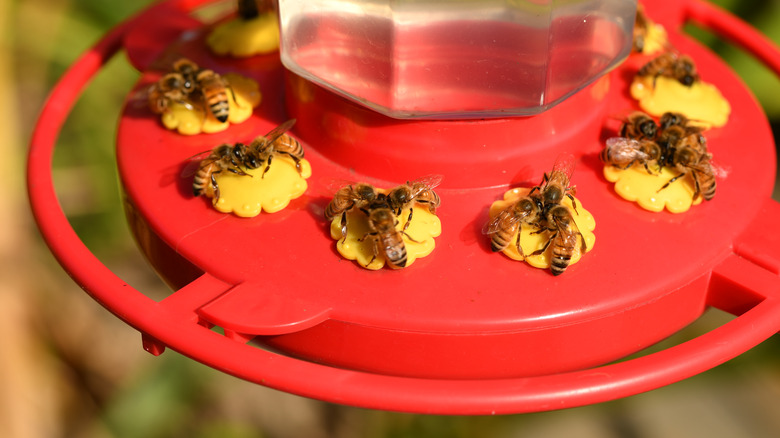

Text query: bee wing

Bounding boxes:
[408,174,444,189]
[180,149,216,178]
[262,119,297,144]
[324,178,358,194]
[483,208,513,235]
[702,158,730,179]
[482,201,527,235]
[406,174,444,198]
[605,137,650,161]
[551,208,583,246]
[551,153,577,180]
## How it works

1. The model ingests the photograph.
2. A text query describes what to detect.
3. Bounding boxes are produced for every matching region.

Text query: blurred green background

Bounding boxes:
[4,0,780,437]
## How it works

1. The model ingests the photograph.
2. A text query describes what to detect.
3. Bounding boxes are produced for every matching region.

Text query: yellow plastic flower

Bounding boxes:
[161,73,261,135]
[204,155,312,217]
[207,12,280,57]
[329,198,442,270]
[630,75,730,128]
[488,188,596,270]
[639,22,668,55]
[603,164,702,213]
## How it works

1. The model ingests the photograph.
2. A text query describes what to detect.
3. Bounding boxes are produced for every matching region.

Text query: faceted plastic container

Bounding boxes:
[278,0,637,119]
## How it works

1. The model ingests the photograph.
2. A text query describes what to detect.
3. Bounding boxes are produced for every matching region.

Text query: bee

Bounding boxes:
[659,133,716,201]
[190,120,300,202]
[601,137,663,174]
[192,143,252,202]
[536,204,588,276]
[637,52,700,87]
[386,175,443,231]
[483,194,543,256]
[359,206,409,268]
[325,182,380,242]
[632,3,651,53]
[532,153,578,213]
[147,59,199,115]
[619,111,659,141]
[193,68,233,123]
[246,119,304,178]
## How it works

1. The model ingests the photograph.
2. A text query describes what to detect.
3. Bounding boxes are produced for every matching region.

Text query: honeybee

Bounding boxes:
[619,111,659,141]
[532,154,578,212]
[536,204,588,276]
[190,120,300,201]
[194,68,232,123]
[246,119,304,178]
[483,194,543,256]
[601,137,663,173]
[192,143,252,202]
[637,52,700,87]
[148,59,198,114]
[386,175,443,231]
[632,4,651,53]
[659,133,716,201]
[359,206,409,268]
[325,182,380,242]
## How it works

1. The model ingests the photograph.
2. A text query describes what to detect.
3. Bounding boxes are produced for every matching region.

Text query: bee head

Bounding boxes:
[639,119,658,139]
[680,75,696,86]
[355,184,377,202]
[640,140,663,161]
[369,208,396,230]
[659,112,684,130]
[388,186,411,206]
[543,186,563,205]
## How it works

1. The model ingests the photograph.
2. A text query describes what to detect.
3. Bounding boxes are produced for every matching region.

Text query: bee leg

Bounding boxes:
[340,211,349,244]
[658,172,686,192]
[514,231,526,258]
[227,84,244,109]
[530,234,554,257]
[289,154,303,176]
[261,155,272,178]
[566,194,579,215]
[227,166,251,177]
[402,231,421,244]
[357,233,379,267]
[401,207,414,232]
[210,172,221,202]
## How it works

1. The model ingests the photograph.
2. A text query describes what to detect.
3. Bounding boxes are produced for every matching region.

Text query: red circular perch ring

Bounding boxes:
[28,0,780,414]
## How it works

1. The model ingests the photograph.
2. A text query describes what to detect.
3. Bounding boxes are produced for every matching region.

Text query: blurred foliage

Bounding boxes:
[13,1,780,438]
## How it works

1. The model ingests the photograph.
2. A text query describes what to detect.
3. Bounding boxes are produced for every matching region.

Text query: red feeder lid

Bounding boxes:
[28,0,780,414]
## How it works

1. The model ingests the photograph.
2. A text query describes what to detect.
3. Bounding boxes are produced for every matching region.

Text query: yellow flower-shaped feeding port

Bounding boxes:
[204,155,312,217]
[603,164,702,213]
[330,202,442,270]
[488,188,595,270]
[630,76,730,129]
[639,22,668,56]
[207,12,280,57]
[161,73,262,135]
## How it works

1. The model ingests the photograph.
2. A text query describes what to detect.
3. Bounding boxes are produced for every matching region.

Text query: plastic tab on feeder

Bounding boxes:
[278,0,636,119]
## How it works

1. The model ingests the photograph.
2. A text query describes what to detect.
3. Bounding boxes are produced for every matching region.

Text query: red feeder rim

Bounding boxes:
[28,0,780,414]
